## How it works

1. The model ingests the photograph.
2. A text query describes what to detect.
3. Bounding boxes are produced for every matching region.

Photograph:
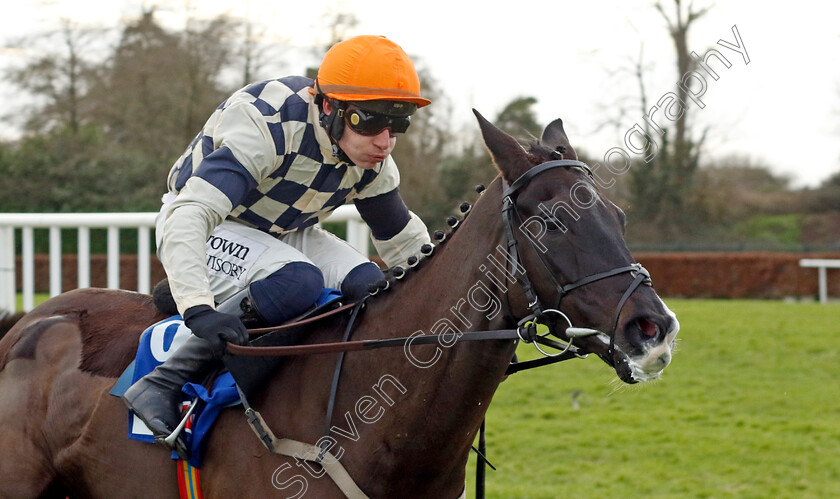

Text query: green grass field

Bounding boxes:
[467,300,840,499]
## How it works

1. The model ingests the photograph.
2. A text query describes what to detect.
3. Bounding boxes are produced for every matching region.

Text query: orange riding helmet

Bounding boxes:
[315,35,431,108]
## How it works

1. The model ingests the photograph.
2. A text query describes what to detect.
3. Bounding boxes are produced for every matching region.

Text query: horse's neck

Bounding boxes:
[334,180,520,487]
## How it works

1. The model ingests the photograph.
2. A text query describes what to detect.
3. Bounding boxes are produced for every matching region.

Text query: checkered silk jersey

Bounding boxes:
[165,76,400,234]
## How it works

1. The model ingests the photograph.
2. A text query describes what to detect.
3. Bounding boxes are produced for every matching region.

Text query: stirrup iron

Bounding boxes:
[162,398,199,456]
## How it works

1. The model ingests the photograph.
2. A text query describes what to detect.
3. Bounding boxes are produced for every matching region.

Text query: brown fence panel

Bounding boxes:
[635,252,840,299]
[16,255,166,293]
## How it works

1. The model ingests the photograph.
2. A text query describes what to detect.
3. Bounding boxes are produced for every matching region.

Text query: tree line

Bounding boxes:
[1,5,837,251]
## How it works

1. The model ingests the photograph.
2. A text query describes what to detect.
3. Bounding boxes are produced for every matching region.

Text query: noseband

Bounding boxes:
[500,159,651,344]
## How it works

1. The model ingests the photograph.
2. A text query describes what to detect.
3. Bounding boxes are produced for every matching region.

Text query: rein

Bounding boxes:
[227,312,590,374]
[229,322,571,359]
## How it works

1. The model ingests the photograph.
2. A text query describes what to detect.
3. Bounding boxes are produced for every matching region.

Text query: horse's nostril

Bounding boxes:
[637,318,658,339]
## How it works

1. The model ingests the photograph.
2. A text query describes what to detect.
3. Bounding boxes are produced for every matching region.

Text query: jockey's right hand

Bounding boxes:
[183,305,249,354]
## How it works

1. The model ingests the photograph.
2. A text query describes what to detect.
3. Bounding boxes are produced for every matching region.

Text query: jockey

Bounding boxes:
[122,35,432,454]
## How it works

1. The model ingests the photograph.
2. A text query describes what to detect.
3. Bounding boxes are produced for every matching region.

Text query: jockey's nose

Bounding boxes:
[372,129,393,149]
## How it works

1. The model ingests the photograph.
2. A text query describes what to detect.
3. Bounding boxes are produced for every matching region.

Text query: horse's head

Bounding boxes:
[474,110,679,383]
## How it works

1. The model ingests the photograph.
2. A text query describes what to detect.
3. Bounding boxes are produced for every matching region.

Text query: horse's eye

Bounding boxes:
[543,217,565,232]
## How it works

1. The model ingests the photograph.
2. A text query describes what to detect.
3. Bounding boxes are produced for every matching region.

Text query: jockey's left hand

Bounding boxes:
[183,305,249,354]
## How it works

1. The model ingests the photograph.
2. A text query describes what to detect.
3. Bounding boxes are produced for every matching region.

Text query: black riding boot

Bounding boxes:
[121,288,254,456]
[121,335,216,456]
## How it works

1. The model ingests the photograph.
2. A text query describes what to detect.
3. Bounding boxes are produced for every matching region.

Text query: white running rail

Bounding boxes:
[0,206,368,313]
[799,258,840,304]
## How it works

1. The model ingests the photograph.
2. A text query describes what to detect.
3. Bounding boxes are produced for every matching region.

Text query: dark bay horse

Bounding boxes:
[0,111,679,498]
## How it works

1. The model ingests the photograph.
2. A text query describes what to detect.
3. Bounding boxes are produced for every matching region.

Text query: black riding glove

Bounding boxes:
[183,305,249,355]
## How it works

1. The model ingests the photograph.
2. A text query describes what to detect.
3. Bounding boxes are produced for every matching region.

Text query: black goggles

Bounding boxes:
[344,108,411,136]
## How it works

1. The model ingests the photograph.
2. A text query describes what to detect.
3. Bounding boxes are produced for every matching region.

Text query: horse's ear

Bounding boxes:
[473,109,532,182]
[541,118,577,160]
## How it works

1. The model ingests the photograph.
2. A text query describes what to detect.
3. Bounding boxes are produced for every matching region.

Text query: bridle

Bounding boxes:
[500,159,652,353]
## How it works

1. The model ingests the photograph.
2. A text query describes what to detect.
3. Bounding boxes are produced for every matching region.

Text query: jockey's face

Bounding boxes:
[338,125,396,170]
[323,100,397,169]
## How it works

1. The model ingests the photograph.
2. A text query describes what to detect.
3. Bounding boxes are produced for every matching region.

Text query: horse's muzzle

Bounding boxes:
[614,308,680,383]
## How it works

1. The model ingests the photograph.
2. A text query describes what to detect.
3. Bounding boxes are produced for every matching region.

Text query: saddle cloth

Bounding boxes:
[111,288,344,467]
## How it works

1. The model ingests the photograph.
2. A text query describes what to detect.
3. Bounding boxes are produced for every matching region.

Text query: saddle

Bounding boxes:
[151,277,352,397]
